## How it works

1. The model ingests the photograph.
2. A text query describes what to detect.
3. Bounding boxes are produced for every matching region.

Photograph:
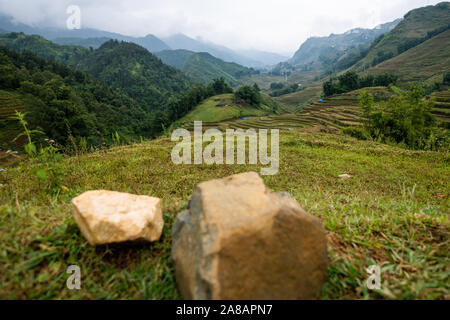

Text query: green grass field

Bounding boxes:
[0,131,448,299]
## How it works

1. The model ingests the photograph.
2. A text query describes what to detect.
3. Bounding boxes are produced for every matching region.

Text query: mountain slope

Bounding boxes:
[0,33,191,110]
[173,93,282,129]
[0,45,154,147]
[289,19,400,71]
[155,50,258,86]
[364,29,450,85]
[154,49,194,70]
[162,34,264,68]
[353,2,450,70]
[71,40,191,109]
[182,52,258,86]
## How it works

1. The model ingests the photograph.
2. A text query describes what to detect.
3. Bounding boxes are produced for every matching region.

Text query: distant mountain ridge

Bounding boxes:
[156,50,259,86]
[0,14,170,52]
[289,19,401,71]
[0,14,286,68]
[162,34,264,68]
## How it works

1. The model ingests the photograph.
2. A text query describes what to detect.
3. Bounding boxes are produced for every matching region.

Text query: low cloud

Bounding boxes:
[0,0,442,54]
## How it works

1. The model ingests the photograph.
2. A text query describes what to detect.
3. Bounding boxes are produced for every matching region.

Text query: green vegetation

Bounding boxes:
[444,72,450,85]
[274,86,322,112]
[234,85,262,106]
[0,34,191,111]
[353,2,450,71]
[0,130,448,299]
[270,83,303,97]
[156,50,258,87]
[155,78,234,131]
[72,40,191,110]
[0,45,153,147]
[365,30,450,86]
[323,71,397,97]
[344,85,449,150]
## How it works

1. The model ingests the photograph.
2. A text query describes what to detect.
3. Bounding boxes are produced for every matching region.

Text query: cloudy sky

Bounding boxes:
[0,0,443,54]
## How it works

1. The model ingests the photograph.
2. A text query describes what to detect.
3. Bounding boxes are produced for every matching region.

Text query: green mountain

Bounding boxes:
[353,2,450,71]
[156,50,258,86]
[365,29,450,85]
[0,45,154,147]
[155,49,195,70]
[53,37,111,49]
[71,40,191,109]
[0,33,191,110]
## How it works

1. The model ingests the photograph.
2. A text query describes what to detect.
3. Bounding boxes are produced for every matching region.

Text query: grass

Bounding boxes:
[274,86,322,111]
[173,93,276,127]
[0,131,448,300]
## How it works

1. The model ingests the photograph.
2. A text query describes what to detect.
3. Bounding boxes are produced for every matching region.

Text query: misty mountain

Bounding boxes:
[237,50,288,67]
[162,34,265,68]
[289,19,401,71]
[352,2,450,71]
[0,13,170,52]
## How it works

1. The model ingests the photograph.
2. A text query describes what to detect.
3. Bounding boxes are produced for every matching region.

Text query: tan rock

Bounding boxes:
[172,172,328,300]
[72,190,163,246]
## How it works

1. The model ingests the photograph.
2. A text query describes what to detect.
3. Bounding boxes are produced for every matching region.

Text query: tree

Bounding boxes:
[355,84,446,150]
[338,71,359,92]
[234,85,262,106]
[444,72,450,86]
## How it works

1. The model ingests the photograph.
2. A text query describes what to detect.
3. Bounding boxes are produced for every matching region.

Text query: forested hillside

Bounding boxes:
[0,34,192,111]
[71,40,191,109]
[0,45,153,146]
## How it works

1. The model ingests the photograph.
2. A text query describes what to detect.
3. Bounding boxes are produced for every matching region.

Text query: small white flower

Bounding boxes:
[0,168,5,172]
[6,150,11,154]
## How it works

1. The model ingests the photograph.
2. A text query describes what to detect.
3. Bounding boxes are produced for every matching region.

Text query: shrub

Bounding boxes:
[234,85,262,106]
[357,84,448,150]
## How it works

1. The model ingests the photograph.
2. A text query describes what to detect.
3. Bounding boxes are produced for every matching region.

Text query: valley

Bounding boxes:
[0,1,449,302]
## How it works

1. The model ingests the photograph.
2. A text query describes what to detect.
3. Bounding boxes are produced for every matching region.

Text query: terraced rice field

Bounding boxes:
[0,90,26,147]
[181,87,449,133]
[181,89,370,132]
[430,89,450,124]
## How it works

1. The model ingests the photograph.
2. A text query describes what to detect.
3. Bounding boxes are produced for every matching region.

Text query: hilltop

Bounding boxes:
[172,92,283,130]
[0,34,191,110]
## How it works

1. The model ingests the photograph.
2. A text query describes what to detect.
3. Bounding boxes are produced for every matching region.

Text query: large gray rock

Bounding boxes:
[72,190,163,246]
[172,172,329,300]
